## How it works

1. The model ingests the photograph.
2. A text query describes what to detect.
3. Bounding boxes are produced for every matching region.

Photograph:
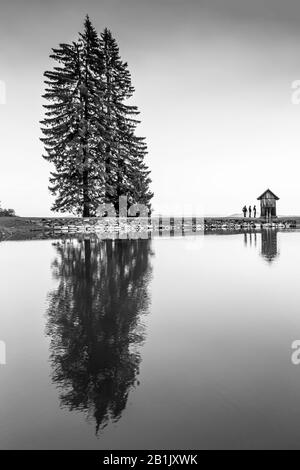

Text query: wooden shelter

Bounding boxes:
[257,189,279,219]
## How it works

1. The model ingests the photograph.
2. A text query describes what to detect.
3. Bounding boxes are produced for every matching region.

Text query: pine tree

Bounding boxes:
[100,28,153,212]
[41,16,107,216]
[41,18,153,217]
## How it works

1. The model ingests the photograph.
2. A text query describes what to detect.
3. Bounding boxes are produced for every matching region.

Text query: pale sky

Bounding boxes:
[1,0,300,216]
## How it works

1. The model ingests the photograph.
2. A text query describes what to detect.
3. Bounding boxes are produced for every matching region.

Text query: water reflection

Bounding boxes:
[244,229,279,263]
[260,229,279,263]
[46,237,153,433]
[244,231,257,248]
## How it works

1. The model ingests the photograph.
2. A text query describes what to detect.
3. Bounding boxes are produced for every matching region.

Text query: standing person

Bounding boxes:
[248,205,252,218]
[243,205,247,217]
[253,205,256,218]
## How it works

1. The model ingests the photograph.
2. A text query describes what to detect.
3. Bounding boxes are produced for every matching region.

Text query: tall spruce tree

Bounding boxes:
[100,28,153,211]
[41,16,107,216]
[41,17,153,216]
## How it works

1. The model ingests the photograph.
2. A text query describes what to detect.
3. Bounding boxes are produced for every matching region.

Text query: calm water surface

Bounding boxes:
[1,230,300,449]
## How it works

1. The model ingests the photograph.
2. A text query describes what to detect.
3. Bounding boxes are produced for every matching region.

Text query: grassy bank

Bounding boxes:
[0,217,38,239]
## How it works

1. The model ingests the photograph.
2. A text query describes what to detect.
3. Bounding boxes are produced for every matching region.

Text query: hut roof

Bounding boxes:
[257,189,279,200]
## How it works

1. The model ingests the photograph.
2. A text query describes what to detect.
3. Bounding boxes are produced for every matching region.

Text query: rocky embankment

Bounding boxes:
[204,217,298,230]
[0,216,299,241]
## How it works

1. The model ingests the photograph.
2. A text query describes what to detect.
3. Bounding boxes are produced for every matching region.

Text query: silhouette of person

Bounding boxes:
[243,205,247,217]
[253,205,256,218]
[248,205,252,218]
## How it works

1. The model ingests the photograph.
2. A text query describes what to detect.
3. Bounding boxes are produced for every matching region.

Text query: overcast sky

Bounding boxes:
[1,0,300,216]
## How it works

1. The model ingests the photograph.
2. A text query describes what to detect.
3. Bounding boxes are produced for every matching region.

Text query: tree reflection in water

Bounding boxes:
[260,229,279,263]
[46,237,153,433]
[244,229,279,263]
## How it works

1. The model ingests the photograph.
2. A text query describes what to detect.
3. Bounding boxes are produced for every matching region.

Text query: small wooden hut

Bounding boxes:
[257,189,279,219]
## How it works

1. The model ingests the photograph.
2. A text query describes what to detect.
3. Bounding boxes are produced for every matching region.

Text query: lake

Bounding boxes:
[1,229,300,449]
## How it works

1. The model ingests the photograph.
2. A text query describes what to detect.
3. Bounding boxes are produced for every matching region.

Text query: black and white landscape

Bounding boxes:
[1,0,300,454]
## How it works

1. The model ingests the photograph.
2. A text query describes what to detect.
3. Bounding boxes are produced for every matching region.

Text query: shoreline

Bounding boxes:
[1,216,300,240]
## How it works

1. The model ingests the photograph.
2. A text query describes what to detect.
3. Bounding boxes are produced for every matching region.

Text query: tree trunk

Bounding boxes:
[83,169,90,217]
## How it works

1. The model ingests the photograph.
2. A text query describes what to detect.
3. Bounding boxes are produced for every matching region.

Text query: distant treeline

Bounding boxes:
[0,204,15,217]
